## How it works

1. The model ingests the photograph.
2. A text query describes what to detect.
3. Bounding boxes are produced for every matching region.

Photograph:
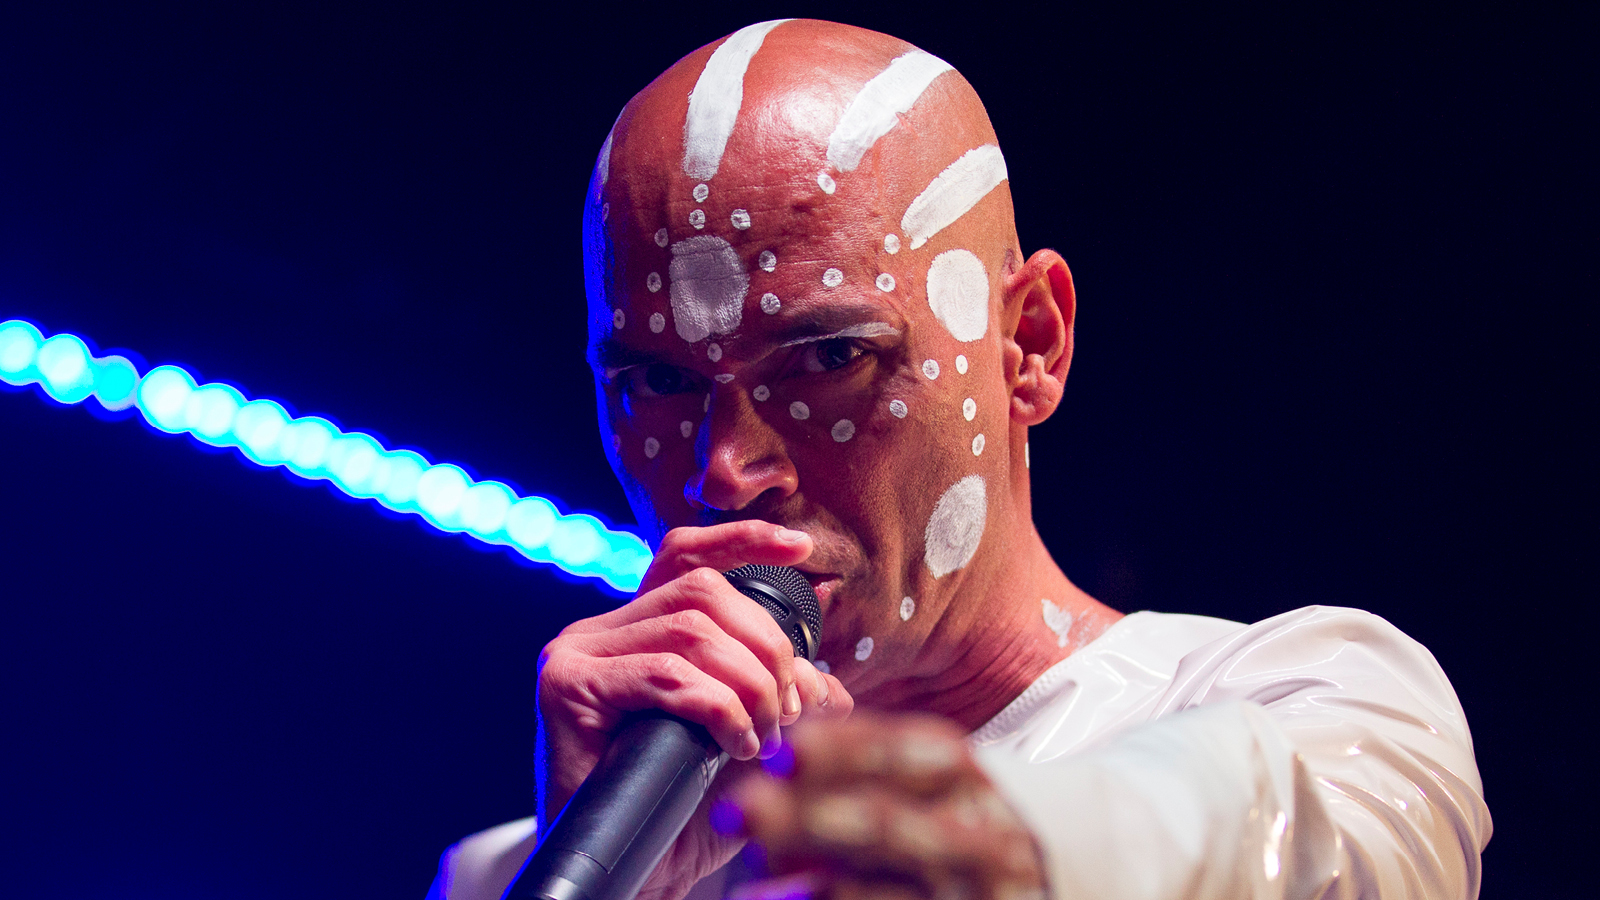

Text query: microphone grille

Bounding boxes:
[722,564,822,661]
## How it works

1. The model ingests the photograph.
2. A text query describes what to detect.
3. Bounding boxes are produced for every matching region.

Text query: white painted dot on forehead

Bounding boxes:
[601,203,610,222]
[926,249,990,343]
[889,399,908,418]
[669,235,748,342]
[876,273,896,292]
[680,420,693,438]
[962,398,976,421]
[822,268,844,288]
[854,636,874,661]
[693,183,710,203]
[955,354,968,374]
[972,433,985,456]
[714,373,735,384]
[730,209,751,230]
[647,272,662,293]
[649,312,666,333]
[760,293,781,314]
[789,401,809,420]
[689,209,706,230]
[922,359,940,380]
[758,250,777,272]
[831,419,855,442]
[925,474,986,578]
[707,342,723,362]
[900,596,916,621]
[644,437,661,459]
[612,309,625,329]
[753,384,770,401]
[815,659,831,674]
[883,233,901,254]
[655,228,669,248]
[817,172,837,194]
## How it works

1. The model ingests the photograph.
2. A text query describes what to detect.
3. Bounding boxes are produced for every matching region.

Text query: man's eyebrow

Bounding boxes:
[777,322,901,347]
[591,338,660,372]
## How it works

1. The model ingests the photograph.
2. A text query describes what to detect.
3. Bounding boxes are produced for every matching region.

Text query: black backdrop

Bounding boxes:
[0,3,1589,897]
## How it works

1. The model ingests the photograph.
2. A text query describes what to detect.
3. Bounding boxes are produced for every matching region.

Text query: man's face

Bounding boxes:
[585,22,1021,686]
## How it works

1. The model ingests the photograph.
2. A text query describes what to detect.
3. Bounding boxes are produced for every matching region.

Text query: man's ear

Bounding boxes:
[1002,248,1075,426]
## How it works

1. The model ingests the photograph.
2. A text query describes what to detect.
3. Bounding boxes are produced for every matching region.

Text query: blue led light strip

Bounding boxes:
[0,319,652,592]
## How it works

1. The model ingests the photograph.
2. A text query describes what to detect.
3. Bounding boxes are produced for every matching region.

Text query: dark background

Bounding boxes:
[1,2,1590,897]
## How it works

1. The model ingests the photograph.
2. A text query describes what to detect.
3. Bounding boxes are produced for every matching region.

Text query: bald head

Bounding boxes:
[579,20,1076,685]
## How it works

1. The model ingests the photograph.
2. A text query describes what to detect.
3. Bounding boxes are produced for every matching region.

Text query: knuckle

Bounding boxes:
[677,567,727,603]
[664,607,715,640]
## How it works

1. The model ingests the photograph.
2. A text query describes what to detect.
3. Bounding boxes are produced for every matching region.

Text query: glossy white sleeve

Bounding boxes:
[976,607,1491,900]
[428,816,539,900]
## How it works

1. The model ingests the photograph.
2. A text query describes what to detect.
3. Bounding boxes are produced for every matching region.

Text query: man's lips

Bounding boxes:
[797,571,840,607]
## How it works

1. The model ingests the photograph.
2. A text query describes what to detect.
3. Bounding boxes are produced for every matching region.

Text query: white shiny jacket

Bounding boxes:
[429,606,1490,899]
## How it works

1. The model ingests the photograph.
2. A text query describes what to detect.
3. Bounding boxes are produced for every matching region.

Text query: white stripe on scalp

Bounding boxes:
[902,144,1009,250]
[682,20,792,181]
[826,50,954,173]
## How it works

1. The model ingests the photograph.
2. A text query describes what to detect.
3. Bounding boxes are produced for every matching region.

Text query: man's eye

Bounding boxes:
[805,338,863,373]
[641,363,692,396]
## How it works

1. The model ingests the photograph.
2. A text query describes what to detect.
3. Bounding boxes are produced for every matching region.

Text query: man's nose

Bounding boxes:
[683,387,797,512]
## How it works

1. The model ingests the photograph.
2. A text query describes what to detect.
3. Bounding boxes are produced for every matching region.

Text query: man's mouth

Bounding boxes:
[798,571,840,607]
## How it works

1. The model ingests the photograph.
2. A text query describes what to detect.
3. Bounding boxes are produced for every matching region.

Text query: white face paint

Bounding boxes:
[817,172,837,194]
[826,50,953,172]
[647,272,662,293]
[902,144,1009,250]
[681,20,791,180]
[703,394,711,412]
[649,312,666,333]
[654,228,669,248]
[814,659,831,674]
[668,235,748,343]
[831,419,855,442]
[778,322,900,348]
[758,250,777,272]
[955,354,968,374]
[926,249,989,342]
[924,474,986,578]
[753,384,770,401]
[612,309,625,329]
[730,209,751,230]
[889,399,908,418]
[884,233,901,254]
[714,373,735,383]
[962,398,976,421]
[899,596,916,620]
[971,433,985,456]
[707,342,722,361]
[922,359,940,380]
[854,636,874,661]
[1041,598,1073,648]
[822,267,844,288]
[760,292,781,314]
[789,401,809,420]
[680,420,693,438]
[693,182,710,202]
[689,209,706,229]
[876,273,896,292]
[644,437,661,459]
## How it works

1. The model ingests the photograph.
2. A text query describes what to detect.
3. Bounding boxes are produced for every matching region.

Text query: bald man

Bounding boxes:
[428,20,1489,900]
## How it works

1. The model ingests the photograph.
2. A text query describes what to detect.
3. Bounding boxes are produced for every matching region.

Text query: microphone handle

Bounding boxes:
[508,712,728,900]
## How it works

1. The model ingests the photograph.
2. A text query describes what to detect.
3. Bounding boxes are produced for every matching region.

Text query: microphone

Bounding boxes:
[507,564,822,900]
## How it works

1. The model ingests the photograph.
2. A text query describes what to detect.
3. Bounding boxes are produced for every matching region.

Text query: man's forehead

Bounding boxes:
[584,19,1012,359]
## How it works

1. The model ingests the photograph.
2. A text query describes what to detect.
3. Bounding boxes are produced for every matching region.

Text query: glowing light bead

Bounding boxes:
[1,318,655,592]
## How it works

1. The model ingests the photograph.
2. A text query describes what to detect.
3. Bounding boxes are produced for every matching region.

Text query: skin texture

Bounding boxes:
[540,19,1125,900]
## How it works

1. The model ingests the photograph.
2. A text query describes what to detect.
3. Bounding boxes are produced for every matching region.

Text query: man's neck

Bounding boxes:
[869,529,1123,732]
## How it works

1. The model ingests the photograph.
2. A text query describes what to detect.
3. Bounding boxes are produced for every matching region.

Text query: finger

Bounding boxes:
[783,715,981,795]
[566,609,784,745]
[549,650,765,760]
[791,659,854,722]
[638,522,813,595]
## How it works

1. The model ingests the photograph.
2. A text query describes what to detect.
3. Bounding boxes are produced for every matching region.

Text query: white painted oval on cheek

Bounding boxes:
[926,249,990,342]
[854,636,874,661]
[922,359,940,380]
[924,474,986,578]
[889,399,908,418]
[955,354,968,374]
[649,312,666,333]
[789,401,809,420]
[644,437,661,459]
[900,596,916,620]
[962,398,976,421]
[972,433,985,456]
[680,420,693,438]
[831,419,855,442]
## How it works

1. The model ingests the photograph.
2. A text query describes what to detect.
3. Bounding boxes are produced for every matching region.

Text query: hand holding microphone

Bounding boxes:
[521,522,853,900]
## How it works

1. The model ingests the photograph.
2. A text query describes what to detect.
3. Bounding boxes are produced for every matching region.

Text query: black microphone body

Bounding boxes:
[508,565,822,900]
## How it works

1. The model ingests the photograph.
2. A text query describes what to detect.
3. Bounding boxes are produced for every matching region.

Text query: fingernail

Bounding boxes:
[776,527,808,543]
[709,798,744,835]
[739,729,761,759]
[782,681,801,718]
[759,728,783,759]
